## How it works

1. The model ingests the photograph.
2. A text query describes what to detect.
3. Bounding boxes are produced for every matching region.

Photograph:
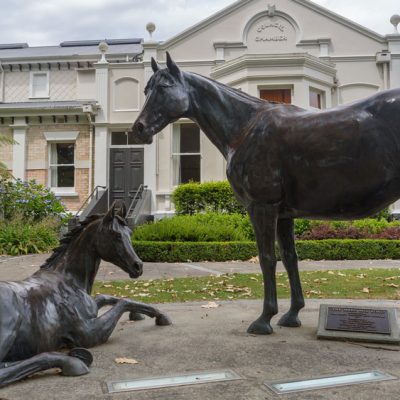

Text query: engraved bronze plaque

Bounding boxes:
[326,307,391,335]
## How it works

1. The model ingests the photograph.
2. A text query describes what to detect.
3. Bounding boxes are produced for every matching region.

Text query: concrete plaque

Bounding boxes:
[317,305,400,345]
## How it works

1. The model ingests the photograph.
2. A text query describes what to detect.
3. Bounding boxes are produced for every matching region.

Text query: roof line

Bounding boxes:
[159,0,386,51]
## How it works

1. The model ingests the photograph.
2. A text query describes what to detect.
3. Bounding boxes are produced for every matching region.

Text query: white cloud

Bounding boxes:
[0,0,398,46]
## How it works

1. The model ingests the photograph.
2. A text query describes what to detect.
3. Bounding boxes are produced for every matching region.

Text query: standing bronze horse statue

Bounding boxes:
[0,202,171,387]
[132,52,400,335]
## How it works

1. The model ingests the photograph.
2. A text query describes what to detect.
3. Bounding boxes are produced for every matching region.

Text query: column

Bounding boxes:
[94,125,108,187]
[142,41,159,211]
[93,51,109,188]
[11,118,27,180]
[387,35,400,88]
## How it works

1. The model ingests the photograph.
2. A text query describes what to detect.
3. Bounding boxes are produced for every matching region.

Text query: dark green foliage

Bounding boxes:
[133,213,254,242]
[1,179,69,222]
[132,241,258,262]
[132,239,400,262]
[0,218,60,255]
[172,181,245,215]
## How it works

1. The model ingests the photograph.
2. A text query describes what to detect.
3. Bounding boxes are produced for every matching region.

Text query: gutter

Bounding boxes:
[0,61,4,102]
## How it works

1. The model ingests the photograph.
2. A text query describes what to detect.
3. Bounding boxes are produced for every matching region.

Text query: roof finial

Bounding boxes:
[146,22,156,40]
[267,4,276,18]
[98,41,109,63]
[390,14,400,34]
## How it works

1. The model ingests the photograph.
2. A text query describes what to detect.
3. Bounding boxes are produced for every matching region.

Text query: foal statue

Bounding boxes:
[132,52,400,335]
[0,202,171,387]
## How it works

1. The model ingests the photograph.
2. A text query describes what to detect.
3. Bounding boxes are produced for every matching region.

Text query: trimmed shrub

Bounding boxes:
[132,239,400,262]
[0,217,60,255]
[132,241,258,262]
[172,181,245,215]
[133,213,254,242]
[0,179,69,222]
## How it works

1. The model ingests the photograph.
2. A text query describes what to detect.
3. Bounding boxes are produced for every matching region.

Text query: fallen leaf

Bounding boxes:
[115,357,139,365]
[386,283,399,288]
[362,288,370,293]
[103,284,112,288]
[201,302,220,309]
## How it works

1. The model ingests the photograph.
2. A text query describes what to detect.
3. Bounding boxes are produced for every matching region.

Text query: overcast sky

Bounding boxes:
[0,0,398,47]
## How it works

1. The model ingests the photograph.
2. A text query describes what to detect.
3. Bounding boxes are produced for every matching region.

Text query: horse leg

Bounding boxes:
[79,297,172,348]
[95,294,144,321]
[276,218,305,327]
[0,352,90,388]
[247,203,279,335]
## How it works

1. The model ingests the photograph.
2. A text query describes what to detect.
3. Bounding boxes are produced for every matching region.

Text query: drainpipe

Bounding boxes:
[0,61,4,102]
[86,112,94,195]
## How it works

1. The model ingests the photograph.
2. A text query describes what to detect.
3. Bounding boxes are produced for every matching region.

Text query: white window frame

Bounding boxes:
[309,87,325,110]
[48,141,77,196]
[171,122,202,188]
[30,71,50,99]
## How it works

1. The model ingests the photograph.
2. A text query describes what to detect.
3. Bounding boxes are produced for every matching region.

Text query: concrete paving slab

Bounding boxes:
[1,299,399,400]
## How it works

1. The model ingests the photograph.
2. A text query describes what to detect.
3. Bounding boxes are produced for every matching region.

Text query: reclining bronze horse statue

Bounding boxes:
[132,52,400,335]
[0,202,171,387]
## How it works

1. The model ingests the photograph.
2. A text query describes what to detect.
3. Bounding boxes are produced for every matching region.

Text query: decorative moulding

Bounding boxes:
[43,131,79,141]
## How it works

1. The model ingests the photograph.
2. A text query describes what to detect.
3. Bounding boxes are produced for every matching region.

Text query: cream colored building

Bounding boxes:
[1,0,400,215]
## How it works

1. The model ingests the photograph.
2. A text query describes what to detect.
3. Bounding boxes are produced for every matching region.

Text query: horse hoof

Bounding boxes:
[277,313,302,328]
[68,348,94,367]
[247,317,273,335]
[156,314,172,326]
[129,311,145,321]
[61,356,90,377]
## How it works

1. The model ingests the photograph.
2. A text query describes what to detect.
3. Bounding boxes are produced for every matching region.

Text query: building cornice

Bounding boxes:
[158,0,253,50]
[157,0,386,52]
[211,53,337,80]
[291,0,386,43]
[220,73,336,89]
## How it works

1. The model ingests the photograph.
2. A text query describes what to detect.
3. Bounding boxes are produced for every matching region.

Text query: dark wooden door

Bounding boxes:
[260,89,291,104]
[109,148,144,207]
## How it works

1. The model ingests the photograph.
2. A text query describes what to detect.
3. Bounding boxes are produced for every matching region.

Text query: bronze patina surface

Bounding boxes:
[132,53,400,335]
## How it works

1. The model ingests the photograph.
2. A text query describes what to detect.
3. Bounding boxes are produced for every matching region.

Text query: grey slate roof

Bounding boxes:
[0,39,143,61]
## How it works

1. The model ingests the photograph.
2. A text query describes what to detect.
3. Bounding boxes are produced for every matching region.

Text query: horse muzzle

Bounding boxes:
[131,121,154,144]
[128,261,143,279]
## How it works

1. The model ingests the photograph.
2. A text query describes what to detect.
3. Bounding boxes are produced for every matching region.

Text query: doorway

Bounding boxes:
[109,148,144,208]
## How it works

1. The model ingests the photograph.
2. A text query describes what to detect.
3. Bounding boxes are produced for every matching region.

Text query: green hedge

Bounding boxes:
[172,181,245,215]
[132,239,400,262]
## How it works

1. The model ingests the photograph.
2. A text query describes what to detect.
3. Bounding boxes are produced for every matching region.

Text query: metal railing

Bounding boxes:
[75,185,107,218]
[127,184,147,218]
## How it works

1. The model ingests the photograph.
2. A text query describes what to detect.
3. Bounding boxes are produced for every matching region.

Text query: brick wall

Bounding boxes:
[26,123,91,212]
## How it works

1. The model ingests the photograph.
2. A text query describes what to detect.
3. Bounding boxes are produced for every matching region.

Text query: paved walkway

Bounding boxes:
[0,253,399,282]
[0,256,399,399]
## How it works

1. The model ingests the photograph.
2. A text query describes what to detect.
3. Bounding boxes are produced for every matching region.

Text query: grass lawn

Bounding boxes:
[93,269,400,304]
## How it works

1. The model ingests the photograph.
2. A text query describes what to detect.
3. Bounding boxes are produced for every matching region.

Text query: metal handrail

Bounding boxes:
[75,185,107,217]
[127,184,147,217]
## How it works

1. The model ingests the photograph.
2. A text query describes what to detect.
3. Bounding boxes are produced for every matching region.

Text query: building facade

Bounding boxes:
[1,0,400,215]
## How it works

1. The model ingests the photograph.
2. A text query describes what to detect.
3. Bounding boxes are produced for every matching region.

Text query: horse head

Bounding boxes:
[132,52,189,144]
[96,202,143,279]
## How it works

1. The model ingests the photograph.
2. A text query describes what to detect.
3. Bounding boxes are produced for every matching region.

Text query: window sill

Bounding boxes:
[53,191,79,197]
[29,96,50,100]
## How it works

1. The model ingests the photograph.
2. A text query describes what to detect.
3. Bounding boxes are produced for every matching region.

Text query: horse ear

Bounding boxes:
[116,202,127,219]
[103,201,116,223]
[166,52,180,77]
[151,57,160,73]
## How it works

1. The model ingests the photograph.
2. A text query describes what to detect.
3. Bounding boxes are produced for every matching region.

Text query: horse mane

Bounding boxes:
[41,214,103,271]
[188,72,265,106]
